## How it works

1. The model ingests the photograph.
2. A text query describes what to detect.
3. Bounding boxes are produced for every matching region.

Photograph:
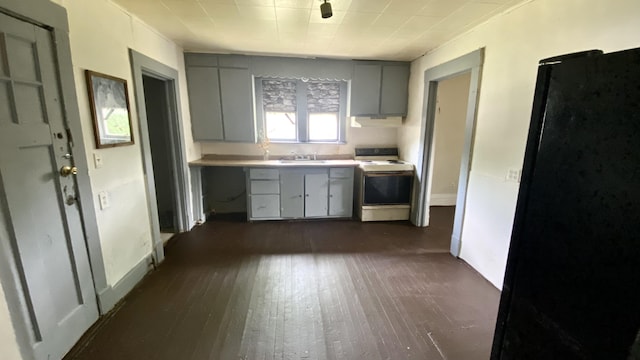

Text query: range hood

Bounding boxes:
[350,116,403,128]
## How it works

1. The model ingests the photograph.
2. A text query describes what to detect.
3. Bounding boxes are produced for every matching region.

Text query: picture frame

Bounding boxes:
[85,70,134,148]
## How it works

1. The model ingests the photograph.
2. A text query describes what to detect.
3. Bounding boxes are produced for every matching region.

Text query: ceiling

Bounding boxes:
[113,0,525,61]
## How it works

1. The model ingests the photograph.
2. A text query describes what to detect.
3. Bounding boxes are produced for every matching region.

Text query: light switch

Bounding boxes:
[98,191,110,210]
[93,153,103,169]
[507,169,522,183]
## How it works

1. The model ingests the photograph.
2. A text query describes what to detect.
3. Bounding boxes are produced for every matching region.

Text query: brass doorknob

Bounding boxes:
[60,166,78,177]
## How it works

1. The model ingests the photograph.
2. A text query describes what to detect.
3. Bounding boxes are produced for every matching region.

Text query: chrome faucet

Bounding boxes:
[290,151,317,161]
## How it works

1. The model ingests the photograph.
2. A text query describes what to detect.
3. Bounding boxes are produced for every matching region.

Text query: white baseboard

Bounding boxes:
[430,193,457,206]
[97,255,153,314]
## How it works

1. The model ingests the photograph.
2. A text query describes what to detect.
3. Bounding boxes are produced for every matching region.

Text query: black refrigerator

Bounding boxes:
[491,48,640,359]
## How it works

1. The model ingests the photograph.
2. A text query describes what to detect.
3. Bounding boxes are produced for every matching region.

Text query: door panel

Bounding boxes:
[304,173,328,217]
[0,12,98,360]
[185,67,223,141]
[329,178,352,217]
[350,64,381,116]
[219,68,254,142]
[380,65,409,115]
[280,171,304,218]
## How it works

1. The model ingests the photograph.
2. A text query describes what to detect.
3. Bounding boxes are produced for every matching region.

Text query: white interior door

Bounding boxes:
[0,12,98,360]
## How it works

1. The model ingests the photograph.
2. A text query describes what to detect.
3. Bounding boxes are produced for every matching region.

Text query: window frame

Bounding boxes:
[255,77,348,144]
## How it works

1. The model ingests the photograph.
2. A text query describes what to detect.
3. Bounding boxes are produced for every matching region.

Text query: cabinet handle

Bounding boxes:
[305,194,309,197]
[299,195,302,198]
[329,194,333,198]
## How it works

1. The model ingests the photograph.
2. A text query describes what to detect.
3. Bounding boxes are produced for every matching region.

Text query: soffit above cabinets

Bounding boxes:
[111,0,526,61]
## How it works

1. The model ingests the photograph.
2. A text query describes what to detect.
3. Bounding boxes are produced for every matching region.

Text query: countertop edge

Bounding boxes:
[188,159,360,168]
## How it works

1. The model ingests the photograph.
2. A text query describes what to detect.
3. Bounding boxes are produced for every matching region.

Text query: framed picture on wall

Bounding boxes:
[85,70,134,148]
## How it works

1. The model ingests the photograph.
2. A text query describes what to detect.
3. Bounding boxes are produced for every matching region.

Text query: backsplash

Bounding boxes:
[199,126,398,157]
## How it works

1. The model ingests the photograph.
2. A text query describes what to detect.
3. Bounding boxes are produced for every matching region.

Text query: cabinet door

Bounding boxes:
[380,64,409,115]
[251,195,280,218]
[219,68,254,142]
[304,173,329,217]
[329,178,353,217]
[350,64,382,116]
[280,171,304,218]
[186,67,223,140]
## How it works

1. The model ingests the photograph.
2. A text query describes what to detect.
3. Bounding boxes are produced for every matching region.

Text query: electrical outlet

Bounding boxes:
[507,169,522,183]
[98,191,110,210]
[93,153,103,169]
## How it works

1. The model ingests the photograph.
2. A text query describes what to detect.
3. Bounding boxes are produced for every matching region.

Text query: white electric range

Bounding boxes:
[354,148,415,221]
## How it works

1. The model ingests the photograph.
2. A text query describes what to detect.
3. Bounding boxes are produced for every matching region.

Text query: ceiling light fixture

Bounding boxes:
[320,0,332,19]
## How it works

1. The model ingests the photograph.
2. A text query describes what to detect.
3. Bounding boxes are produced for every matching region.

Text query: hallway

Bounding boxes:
[66,207,500,360]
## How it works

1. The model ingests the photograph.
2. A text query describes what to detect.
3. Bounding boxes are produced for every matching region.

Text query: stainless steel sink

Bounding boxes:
[278,159,327,164]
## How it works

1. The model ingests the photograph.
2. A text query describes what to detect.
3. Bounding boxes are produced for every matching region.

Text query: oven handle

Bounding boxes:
[364,171,414,177]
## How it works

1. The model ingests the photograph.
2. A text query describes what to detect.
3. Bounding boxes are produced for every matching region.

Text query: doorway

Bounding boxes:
[412,49,484,258]
[142,76,178,239]
[129,50,192,265]
[428,72,472,249]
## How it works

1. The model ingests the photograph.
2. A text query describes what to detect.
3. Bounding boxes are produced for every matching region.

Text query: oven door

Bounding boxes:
[362,171,413,205]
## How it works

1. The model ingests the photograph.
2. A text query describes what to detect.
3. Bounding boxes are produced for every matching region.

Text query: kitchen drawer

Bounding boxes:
[251,180,280,194]
[251,195,280,218]
[249,168,279,180]
[329,167,354,178]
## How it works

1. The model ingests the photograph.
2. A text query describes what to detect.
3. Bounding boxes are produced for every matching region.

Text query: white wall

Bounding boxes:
[0,283,21,360]
[399,0,640,288]
[430,72,470,205]
[50,0,199,285]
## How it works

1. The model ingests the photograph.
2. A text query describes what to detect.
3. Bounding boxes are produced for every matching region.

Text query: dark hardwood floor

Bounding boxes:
[66,207,500,360]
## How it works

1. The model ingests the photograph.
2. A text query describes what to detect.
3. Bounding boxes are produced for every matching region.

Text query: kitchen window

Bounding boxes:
[255,78,347,143]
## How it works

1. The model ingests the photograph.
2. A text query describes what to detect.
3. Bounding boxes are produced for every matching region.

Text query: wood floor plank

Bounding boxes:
[65,207,500,360]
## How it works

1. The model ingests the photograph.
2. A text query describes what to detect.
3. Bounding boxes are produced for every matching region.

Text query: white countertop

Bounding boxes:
[189,158,359,168]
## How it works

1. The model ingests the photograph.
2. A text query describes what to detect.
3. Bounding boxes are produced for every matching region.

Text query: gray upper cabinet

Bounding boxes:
[350,64,382,116]
[219,68,254,142]
[184,53,254,142]
[186,67,223,141]
[350,62,410,117]
[380,65,409,115]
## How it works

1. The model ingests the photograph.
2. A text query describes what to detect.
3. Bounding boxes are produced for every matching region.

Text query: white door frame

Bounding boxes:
[411,49,484,257]
[129,50,192,265]
[0,0,109,357]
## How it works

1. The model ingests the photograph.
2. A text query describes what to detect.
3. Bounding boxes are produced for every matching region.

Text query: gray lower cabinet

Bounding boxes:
[248,167,353,221]
[247,168,280,220]
[280,171,304,218]
[350,62,410,117]
[279,168,328,218]
[328,167,354,217]
[304,172,329,217]
[185,54,254,142]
